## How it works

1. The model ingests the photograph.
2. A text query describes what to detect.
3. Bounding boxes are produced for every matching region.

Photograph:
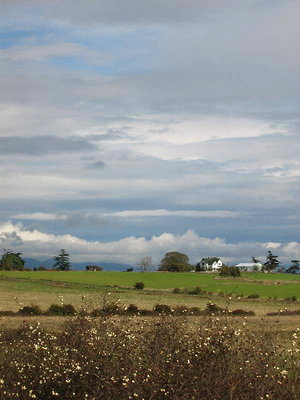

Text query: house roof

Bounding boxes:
[201,257,221,265]
[235,263,262,267]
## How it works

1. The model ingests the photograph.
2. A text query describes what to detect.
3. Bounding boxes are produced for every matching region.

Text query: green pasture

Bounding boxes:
[1,271,300,299]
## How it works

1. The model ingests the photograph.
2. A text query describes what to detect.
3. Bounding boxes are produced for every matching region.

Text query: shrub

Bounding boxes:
[18,305,43,316]
[189,286,205,295]
[134,281,145,290]
[139,309,153,316]
[219,266,241,278]
[189,306,202,315]
[0,315,298,399]
[153,304,172,314]
[173,287,182,294]
[126,304,139,314]
[267,309,300,316]
[231,309,255,316]
[90,308,103,317]
[205,302,226,315]
[173,305,189,315]
[0,310,16,316]
[247,294,260,299]
[47,304,76,316]
[285,296,297,301]
[102,303,123,315]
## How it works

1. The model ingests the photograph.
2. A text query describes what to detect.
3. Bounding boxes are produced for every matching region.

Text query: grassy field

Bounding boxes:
[1,271,300,322]
[1,270,300,296]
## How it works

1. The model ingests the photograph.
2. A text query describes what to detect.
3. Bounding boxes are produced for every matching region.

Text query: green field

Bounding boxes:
[1,270,300,298]
[1,271,300,330]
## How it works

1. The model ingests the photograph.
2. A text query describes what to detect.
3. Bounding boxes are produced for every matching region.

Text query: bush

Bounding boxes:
[47,304,76,316]
[189,306,202,315]
[173,287,182,294]
[0,310,16,316]
[189,286,205,295]
[231,309,255,316]
[173,305,189,315]
[285,296,297,301]
[205,302,226,315]
[139,309,153,316]
[219,266,241,278]
[18,305,43,316]
[153,304,172,314]
[126,304,139,314]
[134,281,145,290]
[267,309,300,316]
[247,294,260,299]
[0,314,298,400]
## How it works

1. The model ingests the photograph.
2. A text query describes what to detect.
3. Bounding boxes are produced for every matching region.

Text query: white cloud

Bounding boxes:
[0,221,299,265]
[107,209,241,218]
[13,213,68,221]
[13,209,241,222]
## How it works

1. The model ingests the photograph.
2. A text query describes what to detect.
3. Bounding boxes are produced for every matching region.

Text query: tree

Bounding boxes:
[287,260,300,274]
[195,262,206,272]
[263,251,280,272]
[53,249,71,271]
[137,256,153,272]
[158,252,191,272]
[0,249,25,271]
[219,266,241,279]
[251,257,260,264]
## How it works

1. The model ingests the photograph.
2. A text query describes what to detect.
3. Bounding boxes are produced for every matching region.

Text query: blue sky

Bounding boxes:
[0,0,299,265]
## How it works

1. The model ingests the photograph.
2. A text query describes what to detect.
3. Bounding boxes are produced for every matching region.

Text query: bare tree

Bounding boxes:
[137,256,153,272]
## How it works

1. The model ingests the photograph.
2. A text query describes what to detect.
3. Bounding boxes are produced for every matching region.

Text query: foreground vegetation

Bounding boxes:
[0,312,299,400]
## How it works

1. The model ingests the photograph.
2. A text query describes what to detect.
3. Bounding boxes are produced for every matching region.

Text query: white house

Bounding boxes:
[197,257,223,271]
[235,263,263,272]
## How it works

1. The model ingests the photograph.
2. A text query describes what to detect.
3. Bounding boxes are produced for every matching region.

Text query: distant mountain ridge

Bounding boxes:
[23,258,134,271]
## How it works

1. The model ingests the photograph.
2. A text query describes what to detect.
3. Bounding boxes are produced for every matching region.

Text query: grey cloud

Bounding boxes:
[0,135,95,155]
[87,161,106,169]
[16,0,249,25]
[87,127,133,142]
[0,42,110,65]
[0,230,23,246]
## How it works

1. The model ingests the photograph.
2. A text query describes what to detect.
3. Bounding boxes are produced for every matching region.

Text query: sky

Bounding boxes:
[0,0,299,266]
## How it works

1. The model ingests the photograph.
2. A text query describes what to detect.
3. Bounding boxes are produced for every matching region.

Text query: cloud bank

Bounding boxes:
[0,222,299,265]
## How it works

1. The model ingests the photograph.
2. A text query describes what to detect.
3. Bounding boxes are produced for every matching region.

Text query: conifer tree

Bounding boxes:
[53,249,71,271]
[263,251,280,272]
[287,260,300,274]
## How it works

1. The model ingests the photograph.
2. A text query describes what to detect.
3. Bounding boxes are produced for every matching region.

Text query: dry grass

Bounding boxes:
[2,288,300,315]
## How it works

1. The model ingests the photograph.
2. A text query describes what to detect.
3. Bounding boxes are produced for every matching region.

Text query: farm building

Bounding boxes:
[196,257,223,271]
[235,262,263,272]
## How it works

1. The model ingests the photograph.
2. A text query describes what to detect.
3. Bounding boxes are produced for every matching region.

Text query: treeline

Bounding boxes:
[1,248,299,274]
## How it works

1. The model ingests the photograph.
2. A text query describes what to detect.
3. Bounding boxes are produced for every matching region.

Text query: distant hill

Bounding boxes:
[23,258,134,271]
